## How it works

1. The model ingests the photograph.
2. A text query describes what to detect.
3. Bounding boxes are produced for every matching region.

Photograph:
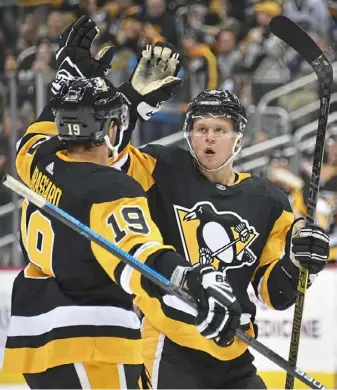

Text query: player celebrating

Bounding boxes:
[1,20,241,390]
[113,88,330,388]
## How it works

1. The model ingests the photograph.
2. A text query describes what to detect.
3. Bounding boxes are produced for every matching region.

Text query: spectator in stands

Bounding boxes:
[31,38,56,86]
[114,11,144,53]
[45,11,65,43]
[109,15,144,85]
[175,4,209,45]
[16,37,56,110]
[144,0,179,45]
[3,54,17,77]
[212,28,242,90]
[283,0,331,50]
[180,31,218,100]
[17,14,39,52]
[18,0,62,22]
[238,1,291,104]
[227,0,249,26]
[198,1,238,43]
[0,6,17,68]
[267,149,303,196]
[99,0,144,52]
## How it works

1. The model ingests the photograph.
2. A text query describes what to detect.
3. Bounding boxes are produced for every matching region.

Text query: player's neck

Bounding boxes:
[200,165,236,186]
[67,145,109,166]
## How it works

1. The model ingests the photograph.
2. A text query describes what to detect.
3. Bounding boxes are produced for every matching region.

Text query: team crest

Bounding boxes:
[174,201,259,273]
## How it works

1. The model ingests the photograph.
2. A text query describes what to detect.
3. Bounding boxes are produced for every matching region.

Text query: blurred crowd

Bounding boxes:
[1,0,337,264]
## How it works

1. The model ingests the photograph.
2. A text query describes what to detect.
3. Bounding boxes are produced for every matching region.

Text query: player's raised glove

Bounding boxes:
[172,264,241,346]
[51,16,115,96]
[286,218,330,279]
[118,42,182,121]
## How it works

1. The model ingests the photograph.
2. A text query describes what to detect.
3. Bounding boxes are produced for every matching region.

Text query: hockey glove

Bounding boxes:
[51,16,115,96]
[118,42,182,121]
[173,264,241,347]
[286,218,330,279]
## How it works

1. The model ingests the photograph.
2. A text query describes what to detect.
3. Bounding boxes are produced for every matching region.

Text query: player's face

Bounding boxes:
[191,116,239,170]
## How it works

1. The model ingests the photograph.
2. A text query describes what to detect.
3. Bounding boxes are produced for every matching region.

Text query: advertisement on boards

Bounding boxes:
[0,269,336,387]
[249,268,337,388]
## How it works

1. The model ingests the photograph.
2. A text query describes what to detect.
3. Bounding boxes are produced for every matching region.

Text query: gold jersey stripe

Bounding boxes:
[3,337,143,374]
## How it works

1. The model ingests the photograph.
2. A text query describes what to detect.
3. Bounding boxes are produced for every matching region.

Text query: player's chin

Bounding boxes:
[198,156,221,170]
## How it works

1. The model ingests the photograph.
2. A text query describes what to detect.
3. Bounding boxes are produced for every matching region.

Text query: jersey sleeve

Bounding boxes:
[89,178,187,298]
[113,143,181,194]
[16,104,59,186]
[251,181,298,310]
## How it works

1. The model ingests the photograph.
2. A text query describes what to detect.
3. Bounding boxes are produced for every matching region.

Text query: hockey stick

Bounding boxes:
[211,227,253,257]
[2,174,327,390]
[270,15,333,389]
[211,234,255,264]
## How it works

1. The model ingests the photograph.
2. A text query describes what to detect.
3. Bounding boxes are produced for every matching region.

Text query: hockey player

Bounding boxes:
[112,90,330,388]
[1,20,242,390]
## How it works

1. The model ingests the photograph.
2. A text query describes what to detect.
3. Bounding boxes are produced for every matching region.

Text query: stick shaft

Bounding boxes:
[286,55,333,388]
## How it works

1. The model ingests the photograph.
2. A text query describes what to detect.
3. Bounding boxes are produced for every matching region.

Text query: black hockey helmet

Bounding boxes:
[52,77,129,147]
[183,90,247,135]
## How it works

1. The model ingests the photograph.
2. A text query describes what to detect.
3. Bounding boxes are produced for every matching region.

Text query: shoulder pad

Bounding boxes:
[241,176,292,212]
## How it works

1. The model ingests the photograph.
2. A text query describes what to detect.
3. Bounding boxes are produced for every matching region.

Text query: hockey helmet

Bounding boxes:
[52,77,129,147]
[183,90,247,136]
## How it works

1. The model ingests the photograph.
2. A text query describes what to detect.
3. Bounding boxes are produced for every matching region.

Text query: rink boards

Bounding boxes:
[0,268,336,389]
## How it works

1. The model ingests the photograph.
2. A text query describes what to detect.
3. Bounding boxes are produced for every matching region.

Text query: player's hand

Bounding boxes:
[118,42,182,121]
[235,222,249,243]
[184,265,241,346]
[51,16,115,96]
[287,218,330,276]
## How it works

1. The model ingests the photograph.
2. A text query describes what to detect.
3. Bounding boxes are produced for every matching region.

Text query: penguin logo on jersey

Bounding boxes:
[174,201,259,273]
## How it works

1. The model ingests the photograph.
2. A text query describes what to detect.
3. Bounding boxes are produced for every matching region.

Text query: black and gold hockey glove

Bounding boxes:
[172,264,241,347]
[51,15,115,96]
[286,218,330,281]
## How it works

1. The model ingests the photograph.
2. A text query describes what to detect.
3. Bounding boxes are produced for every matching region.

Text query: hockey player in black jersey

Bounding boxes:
[112,89,330,388]
[2,19,242,390]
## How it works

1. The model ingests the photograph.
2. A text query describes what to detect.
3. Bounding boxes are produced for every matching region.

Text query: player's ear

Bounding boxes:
[108,120,117,144]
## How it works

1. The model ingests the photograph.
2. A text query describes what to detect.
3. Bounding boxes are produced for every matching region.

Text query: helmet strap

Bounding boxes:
[104,135,118,161]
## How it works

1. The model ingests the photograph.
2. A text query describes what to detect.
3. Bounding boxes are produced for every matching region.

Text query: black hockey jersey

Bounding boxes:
[3,121,186,373]
[115,143,297,362]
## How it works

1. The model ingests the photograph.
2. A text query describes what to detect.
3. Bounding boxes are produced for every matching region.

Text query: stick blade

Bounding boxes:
[269,16,322,64]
